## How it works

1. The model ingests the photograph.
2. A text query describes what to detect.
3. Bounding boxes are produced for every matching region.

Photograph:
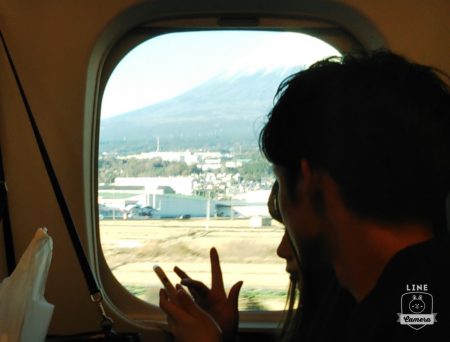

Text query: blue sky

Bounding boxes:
[101,31,340,118]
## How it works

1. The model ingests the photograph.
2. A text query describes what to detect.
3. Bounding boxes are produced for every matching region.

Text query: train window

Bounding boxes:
[98,30,340,311]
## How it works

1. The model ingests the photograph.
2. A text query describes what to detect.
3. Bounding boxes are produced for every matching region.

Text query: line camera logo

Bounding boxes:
[397,284,437,330]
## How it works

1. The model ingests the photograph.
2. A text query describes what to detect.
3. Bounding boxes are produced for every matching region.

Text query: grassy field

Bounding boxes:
[100,218,289,311]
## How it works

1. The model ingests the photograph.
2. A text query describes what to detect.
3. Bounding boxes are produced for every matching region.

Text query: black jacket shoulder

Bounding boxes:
[346,235,450,342]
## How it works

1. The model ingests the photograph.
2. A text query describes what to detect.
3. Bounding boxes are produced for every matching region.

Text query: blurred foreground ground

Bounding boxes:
[100,218,288,310]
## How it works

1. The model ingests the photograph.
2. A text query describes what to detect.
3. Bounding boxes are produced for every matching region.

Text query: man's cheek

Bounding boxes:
[284,214,330,269]
[287,209,314,239]
[297,235,331,272]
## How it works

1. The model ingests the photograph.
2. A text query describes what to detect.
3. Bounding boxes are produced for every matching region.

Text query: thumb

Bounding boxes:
[227,281,243,309]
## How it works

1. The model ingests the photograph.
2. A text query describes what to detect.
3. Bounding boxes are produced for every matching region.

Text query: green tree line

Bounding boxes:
[98,157,201,184]
[98,153,272,185]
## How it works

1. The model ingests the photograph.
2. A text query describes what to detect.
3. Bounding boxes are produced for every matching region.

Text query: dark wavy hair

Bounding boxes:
[261,51,450,231]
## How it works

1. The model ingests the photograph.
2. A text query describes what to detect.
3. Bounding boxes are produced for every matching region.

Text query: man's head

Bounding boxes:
[260,51,450,272]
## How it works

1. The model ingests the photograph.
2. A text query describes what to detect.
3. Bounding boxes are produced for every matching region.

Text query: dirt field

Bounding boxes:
[100,218,289,310]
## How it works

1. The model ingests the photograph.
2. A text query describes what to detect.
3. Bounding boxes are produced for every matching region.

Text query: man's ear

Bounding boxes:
[300,159,314,190]
[300,159,326,211]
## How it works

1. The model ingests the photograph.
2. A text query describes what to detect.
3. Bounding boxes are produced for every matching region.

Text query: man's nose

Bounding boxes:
[277,232,291,260]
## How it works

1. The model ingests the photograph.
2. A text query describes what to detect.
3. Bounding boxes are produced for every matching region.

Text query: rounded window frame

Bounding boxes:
[83,2,386,332]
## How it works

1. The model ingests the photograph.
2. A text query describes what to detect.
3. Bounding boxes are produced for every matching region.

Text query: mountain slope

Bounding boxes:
[100,67,300,153]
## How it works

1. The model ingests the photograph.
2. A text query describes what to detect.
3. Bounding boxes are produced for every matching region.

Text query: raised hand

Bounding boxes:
[159,284,222,342]
[174,247,243,342]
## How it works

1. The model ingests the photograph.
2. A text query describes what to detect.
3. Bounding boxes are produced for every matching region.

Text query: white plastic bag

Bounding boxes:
[0,228,54,342]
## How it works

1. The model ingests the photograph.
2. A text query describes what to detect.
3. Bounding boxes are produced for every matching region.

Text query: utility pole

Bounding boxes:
[205,190,211,230]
